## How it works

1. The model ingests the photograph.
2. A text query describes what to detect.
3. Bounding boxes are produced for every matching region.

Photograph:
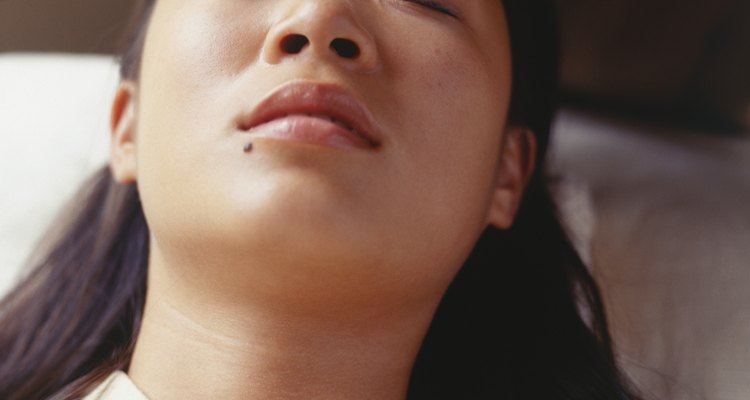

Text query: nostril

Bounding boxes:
[330,38,360,59]
[280,34,310,54]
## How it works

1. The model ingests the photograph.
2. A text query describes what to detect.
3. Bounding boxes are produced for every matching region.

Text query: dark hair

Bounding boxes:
[0,1,640,399]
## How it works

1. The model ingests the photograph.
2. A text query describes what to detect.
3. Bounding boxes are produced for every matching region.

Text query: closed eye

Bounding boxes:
[405,0,458,18]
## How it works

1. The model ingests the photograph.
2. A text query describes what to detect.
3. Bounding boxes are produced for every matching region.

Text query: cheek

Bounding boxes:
[135,2,270,196]
[139,3,266,115]
[385,22,508,166]
[370,25,511,270]
[134,3,264,248]
[383,27,508,233]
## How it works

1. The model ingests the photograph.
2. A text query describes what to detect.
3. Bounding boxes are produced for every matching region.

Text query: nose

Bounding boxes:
[261,1,381,73]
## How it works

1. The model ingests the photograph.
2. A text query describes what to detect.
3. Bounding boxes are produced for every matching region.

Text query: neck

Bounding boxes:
[127,248,439,400]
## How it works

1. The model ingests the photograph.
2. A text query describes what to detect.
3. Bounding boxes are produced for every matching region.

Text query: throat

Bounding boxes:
[127,283,432,400]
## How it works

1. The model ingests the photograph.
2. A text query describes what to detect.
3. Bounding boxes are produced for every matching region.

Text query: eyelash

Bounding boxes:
[405,0,459,18]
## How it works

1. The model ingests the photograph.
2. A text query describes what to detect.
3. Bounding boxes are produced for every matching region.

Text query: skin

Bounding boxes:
[109,0,536,399]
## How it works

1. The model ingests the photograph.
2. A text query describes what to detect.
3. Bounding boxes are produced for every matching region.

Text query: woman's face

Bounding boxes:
[114,0,518,303]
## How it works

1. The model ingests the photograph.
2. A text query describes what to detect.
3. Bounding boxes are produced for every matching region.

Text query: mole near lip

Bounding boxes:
[246,114,374,150]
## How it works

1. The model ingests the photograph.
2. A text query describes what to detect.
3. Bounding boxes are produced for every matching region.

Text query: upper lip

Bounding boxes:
[237,81,381,148]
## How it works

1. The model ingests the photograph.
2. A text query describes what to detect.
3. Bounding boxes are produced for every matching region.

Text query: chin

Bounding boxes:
[216,175,381,261]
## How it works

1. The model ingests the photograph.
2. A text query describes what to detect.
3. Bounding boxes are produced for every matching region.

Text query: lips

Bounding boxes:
[237,82,381,149]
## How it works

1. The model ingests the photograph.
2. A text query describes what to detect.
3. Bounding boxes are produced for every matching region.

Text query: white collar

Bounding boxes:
[83,371,149,400]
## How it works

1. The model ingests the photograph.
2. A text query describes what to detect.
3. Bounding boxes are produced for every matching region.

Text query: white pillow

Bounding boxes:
[0,53,119,295]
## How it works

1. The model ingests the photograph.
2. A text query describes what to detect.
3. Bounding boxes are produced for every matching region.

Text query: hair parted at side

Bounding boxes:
[0,1,641,399]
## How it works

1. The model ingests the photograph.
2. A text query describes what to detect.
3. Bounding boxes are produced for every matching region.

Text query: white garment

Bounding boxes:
[82,371,149,400]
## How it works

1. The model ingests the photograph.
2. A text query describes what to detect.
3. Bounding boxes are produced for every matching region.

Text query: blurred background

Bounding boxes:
[1,0,749,399]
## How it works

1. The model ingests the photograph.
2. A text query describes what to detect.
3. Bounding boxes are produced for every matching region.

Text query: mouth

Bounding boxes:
[236,82,381,150]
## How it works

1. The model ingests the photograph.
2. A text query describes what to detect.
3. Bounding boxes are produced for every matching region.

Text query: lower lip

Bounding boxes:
[242,115,374,150]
